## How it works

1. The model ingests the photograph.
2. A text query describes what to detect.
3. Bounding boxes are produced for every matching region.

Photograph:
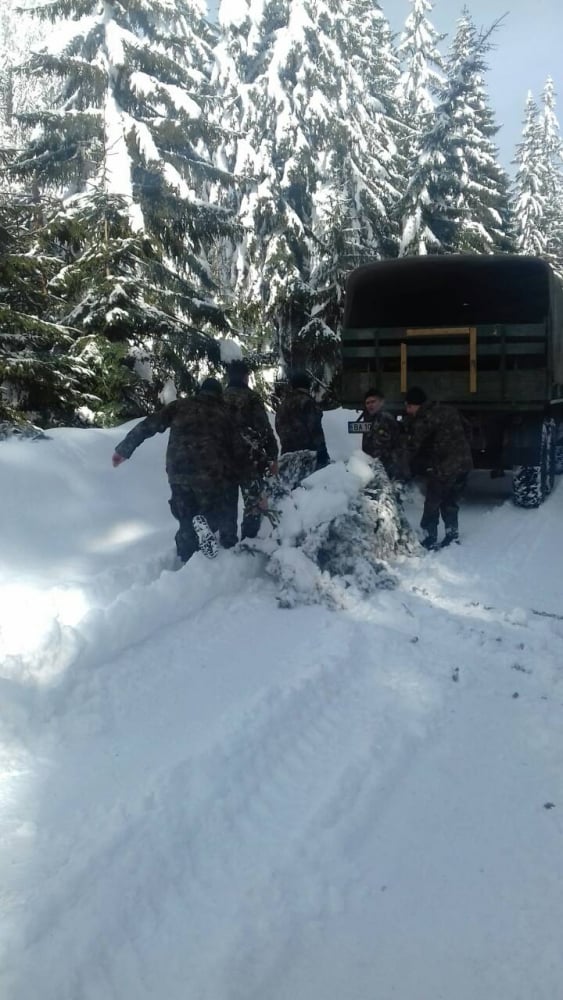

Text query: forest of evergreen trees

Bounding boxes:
[1,0,562,427]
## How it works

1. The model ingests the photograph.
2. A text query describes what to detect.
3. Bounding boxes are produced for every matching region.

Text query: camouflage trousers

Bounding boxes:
[420,472,468,541]
[168,483,238,562]
[239,481,263,540]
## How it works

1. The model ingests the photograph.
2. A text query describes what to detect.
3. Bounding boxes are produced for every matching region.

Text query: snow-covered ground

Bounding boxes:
[1,409,562,1000]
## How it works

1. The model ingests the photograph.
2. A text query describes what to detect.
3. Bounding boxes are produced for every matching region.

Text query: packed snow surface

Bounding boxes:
[1,409,562,1000]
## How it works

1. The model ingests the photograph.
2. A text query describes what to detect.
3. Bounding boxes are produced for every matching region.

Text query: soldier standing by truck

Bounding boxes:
[275,371,331,470]
[360,387,402,478]
[405,387,473,550]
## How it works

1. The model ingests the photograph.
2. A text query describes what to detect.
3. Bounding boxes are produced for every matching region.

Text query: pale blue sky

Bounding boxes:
[207,0,563,171]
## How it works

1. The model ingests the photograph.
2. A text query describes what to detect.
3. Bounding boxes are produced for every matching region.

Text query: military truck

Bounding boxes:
[341,254,563,507]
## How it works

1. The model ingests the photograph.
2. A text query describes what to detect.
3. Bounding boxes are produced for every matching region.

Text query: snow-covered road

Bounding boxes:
[1,412,562,999]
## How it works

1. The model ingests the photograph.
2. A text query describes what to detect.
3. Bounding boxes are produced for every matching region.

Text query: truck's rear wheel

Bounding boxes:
[513,419,555,507]
[555,420,563,475]
[542,419,556,495]
[513,464,542,507]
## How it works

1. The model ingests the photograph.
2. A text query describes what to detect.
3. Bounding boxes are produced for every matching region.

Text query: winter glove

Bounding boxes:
[112,452,127,467]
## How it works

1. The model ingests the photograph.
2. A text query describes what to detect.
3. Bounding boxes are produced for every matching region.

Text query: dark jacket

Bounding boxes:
[409,401,473,482]
[275,388,330,466]
[361,409,401,473]
[115,392,254,491]
[223,384,278,469]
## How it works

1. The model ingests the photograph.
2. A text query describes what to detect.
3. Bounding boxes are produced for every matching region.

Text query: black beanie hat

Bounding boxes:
[199,377,223,397]
[289,370,311,390]
[226,359,250,384]
[364,386,384,401]
[405,386,427,405]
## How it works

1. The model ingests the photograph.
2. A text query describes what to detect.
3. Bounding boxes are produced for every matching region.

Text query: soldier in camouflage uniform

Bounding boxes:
[274,371,330,471]
[405,386,473,549]
[360,387,402,477]
[112,378,255,563]
[223,359,279,539]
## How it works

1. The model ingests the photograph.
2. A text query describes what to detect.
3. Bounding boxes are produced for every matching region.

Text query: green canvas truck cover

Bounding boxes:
[343,254,563,383]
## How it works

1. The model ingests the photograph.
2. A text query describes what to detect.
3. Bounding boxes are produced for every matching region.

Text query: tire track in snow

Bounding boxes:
[6,616,441,1000]
[227,587,563,1000]
[7,487,563,999]
[6,583,561,1000]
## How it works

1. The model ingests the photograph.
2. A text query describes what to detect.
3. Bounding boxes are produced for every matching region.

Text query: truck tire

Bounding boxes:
[513,419,555,507]
[555,421,563,475]
[513,464,542,507]
[542,419,556,495]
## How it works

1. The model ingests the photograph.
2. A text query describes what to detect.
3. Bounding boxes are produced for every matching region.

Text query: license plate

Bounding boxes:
[348,421,371,433]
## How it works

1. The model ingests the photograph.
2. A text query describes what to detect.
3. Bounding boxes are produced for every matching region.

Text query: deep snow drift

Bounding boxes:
[1,409,562,1000]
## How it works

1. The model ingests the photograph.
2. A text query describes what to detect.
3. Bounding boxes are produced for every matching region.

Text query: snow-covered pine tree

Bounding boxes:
[9,0,235,422]
[341,0,404,259]
[396,0,445,126]
[394,0,443,214]
[512,92,549,259]
[249,453,419,608]
[0,0,55,155]
[286,0,355,380]
[208,0,267,358]
[305,0,403,359]
[212,0,403,378]
[445,12,514,254]
[302,172,354,380]
[0,191,96,425]
[538,77,563,275]
[213,0,319,369]
[400,11,511,256]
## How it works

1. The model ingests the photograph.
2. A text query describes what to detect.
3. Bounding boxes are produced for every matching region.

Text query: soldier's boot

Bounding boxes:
[441,512,459,548]
[421,533,438,551]
[420,504,439,552]
[241,511,261,540]
[192,515,219,559]
[175,526,198,564]
[440,530,460,548]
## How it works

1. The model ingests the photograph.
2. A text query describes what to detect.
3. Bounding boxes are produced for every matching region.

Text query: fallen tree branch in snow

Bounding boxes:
[244,451,420,608]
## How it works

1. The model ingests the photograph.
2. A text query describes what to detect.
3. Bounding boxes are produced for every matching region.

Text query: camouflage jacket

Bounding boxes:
[275,388,330,465]
[114,393,255,490]
[360,410,401,470]
[409,401,473,481]
[223,385,279,468]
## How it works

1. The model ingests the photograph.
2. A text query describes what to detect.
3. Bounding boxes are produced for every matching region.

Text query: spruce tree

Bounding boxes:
[395,0,443,255]
[396,0,445,123]
[305,0,403,378]
[512,93,548,258]
[342,0,403,259]
[0,191,96,424]
[538,77,563,274]
[400,11,511,256]
[445,12,513,254]
[212,0,403,376]
[9,0,234,420]
[0,0,54,153]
